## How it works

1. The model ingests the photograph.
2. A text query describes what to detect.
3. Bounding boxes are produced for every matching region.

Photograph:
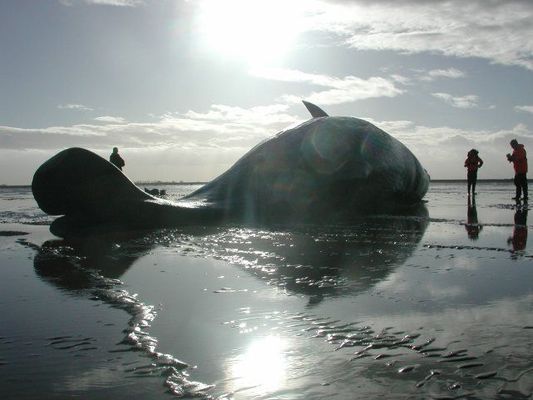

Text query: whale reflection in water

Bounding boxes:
[33,207,427,305]
[190,212,429,302]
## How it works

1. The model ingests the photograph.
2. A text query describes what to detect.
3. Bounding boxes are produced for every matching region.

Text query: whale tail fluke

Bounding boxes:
[302,100,329,118]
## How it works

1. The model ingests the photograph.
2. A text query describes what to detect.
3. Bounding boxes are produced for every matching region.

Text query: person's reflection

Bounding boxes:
[508,208,528,251]
[465,196,482,240]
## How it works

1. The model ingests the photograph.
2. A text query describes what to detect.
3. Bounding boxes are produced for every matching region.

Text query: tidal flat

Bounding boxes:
[1,181,532,399]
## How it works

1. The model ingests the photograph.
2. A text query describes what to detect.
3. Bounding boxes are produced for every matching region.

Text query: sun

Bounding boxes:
[197,0,309,65]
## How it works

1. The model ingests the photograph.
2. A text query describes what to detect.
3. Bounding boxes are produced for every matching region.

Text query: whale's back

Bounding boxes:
[185,116,428,218]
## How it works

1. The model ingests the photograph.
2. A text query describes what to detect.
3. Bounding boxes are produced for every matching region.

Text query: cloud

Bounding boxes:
[515,105,533,114]
[0,103,300,183]
[365,116,533,179]
[59,0,143,6]
[249,67,403,105]
[431,92,480,109]
[183,104,297,126]
[2,101,532,183]
[420,68,466,81]
[390,74,411,85]
[0,103,302,152]
[0,103,305,184]
[58,103,94,111]
[308,0,533,70]
[95,116,127,123]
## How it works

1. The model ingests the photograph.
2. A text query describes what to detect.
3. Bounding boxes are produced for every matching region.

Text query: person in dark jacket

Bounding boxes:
[464,149,483,196]
[506,139,528,201]
[110,147,125,171]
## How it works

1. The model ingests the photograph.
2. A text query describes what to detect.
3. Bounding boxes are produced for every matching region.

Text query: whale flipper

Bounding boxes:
[302,100,329,118]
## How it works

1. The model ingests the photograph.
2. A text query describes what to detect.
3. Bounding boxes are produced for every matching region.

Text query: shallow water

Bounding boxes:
[1,181,532,399]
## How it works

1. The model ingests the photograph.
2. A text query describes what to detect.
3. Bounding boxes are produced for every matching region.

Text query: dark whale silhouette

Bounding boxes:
[32,102,429,237]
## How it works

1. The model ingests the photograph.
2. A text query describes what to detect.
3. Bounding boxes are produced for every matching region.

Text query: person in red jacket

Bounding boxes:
[464,149,483,196]
[506,139,528,201]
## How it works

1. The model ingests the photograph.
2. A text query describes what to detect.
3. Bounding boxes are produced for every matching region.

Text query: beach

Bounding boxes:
[1,181,533,399]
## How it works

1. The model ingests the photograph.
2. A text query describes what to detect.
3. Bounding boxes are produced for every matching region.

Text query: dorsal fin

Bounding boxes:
[302,100,329,118]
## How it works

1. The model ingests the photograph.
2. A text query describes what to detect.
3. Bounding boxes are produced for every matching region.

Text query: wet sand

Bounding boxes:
[1,181,533,399]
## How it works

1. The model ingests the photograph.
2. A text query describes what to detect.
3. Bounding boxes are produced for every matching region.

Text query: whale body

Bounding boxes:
[32,102,429,237]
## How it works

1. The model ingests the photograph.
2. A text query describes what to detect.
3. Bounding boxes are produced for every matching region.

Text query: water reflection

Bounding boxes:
[228,335,287,395]
[196,211,429,302]
[33,231,156,291]
[508,208,528,252]
[31,230,212,399]
[30,213,429,397]
[465,196,482,240]
[57,209,429,304]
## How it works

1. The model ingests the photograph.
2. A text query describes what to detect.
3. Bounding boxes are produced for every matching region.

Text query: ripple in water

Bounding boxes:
[26,240,215,398]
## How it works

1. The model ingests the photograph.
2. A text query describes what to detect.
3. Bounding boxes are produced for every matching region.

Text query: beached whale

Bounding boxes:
[32,101,429,237]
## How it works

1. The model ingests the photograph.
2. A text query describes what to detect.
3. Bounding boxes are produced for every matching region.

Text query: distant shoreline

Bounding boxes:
[135,181,207,186]
[0,179,519,188]
[0,182,209,188]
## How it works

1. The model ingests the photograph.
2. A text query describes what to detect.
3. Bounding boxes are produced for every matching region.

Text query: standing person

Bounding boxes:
[110,147,125,171]
[464,149,483,196]
[506,139,528,201]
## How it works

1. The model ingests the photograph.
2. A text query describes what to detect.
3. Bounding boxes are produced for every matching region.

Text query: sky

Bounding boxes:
[1,0,533,184]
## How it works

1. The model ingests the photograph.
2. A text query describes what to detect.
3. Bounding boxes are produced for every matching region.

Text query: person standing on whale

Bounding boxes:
[110,147,125,171]
[506,139,528,201]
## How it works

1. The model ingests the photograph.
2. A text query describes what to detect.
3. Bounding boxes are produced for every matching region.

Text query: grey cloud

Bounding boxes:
[515,105,533,114]
[250,67,403,105]
[94,116,127,123]
[420,68,466,81]
[431,92,480,109]
[58,103,94,111]
[312,0,533,70]
[322,0,533,7]
[2,104,532,182]
[376,119,533,178]
[0,103,302,152]
[59,0,143,6]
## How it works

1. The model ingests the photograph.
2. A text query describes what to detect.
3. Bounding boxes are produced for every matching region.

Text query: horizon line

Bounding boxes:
[0,178,520,188]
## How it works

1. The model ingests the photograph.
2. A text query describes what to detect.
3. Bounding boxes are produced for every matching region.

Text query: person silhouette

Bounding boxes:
[110,147,125,171]
[464,149,483,196]
[508,208,528,251]
[465,196,482,240]
[506,139,528,202]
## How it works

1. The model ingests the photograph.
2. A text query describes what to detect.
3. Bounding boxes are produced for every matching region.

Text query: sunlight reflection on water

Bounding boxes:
[3,182,533,399]
[228,335,287,395]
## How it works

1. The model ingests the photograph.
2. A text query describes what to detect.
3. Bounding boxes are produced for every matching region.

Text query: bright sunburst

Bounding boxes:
[197,0,310,65]
[228,335,287,393]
